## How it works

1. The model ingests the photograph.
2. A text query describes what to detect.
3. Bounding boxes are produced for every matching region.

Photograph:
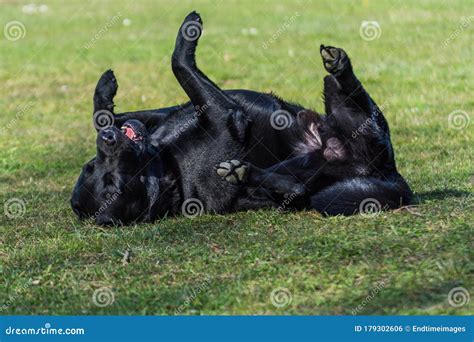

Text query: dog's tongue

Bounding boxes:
[123,126,137,140]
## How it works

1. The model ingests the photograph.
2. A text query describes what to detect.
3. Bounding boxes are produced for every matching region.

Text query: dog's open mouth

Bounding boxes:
[121,124,143,142]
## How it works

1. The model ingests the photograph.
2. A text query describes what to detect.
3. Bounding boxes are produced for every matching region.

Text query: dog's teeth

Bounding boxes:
[230,160,240,166]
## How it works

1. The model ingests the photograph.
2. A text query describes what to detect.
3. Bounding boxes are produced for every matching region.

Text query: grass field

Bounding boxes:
[0,0,472,315]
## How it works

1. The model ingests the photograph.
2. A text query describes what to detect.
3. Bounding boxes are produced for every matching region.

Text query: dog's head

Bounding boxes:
[71,119,163,225]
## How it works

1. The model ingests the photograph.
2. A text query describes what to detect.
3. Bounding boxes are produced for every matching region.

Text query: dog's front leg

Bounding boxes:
[171,12,243,124]
[92,69,178,129]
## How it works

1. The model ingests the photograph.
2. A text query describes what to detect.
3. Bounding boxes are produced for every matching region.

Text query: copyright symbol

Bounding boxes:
[405,325,411,332]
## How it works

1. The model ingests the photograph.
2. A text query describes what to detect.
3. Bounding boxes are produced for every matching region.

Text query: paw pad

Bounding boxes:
[216,160,248,184]
[320,45,348,75]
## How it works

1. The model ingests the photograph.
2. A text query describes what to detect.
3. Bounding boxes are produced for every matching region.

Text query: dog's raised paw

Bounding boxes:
[320,45,348,75]
[97,69,118,96]
[94,69,118,112]
[184,11,202,24]
[179,11,203,42]
[216,160,248,185]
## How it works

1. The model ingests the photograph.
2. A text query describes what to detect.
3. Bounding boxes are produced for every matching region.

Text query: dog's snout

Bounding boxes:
[100,129,116,145]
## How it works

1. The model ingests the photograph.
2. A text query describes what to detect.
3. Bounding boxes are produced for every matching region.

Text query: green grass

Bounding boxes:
[0,0,472,315]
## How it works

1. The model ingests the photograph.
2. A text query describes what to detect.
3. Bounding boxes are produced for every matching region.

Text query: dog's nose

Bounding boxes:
[100,129,116,145]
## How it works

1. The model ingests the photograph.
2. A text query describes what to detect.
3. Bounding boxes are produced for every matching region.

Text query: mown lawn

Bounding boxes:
[0,0,472,315]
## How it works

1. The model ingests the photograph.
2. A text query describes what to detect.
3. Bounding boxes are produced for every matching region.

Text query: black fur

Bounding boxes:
[71,12,412,225]
[223,44,413,215]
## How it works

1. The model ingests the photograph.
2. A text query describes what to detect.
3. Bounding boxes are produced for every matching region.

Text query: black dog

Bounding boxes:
[71,12,304,225]
[216,45,413,215]
[71,12,412,225]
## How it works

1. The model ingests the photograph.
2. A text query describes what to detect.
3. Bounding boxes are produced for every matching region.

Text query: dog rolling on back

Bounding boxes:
[72,12,412,225]
[217,45,412,215]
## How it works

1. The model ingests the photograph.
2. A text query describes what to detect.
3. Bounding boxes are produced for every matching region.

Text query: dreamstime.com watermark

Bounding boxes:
[447,287,470,308]
[5,323,85,336]
[93,109,115,130]
[359,198,382,217]
[3,20,26,41]
[359,21,381,41]
[441,16,474,48]
[352,281,386,315]
[351,103,388,139]
[181,198,204,218]
[0,278,32,312]
[447,110,470,130]
[93,190,122,220]
[270,109,293,130]
[173,103,209,138]
[4,198,27,219]
[0,102,34,136]
[270,287,292,308]
[92,287,115,307]
[181,20,203,42]
[84,12,122,49]
[277,192,299,213]
[175,279,211,314]
[262,12,300,49]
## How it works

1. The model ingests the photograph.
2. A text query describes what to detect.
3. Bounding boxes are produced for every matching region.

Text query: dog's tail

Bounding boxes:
[310,175,412,216]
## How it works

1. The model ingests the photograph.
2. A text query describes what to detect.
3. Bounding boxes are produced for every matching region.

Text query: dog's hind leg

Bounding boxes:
[310,176,412,216]
[320,45,373,114]
[171,12,247,137]
[320,45,390,135]
[320,46,397,172]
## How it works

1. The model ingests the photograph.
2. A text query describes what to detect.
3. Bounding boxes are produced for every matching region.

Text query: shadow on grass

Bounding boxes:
[413,189,471,203]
